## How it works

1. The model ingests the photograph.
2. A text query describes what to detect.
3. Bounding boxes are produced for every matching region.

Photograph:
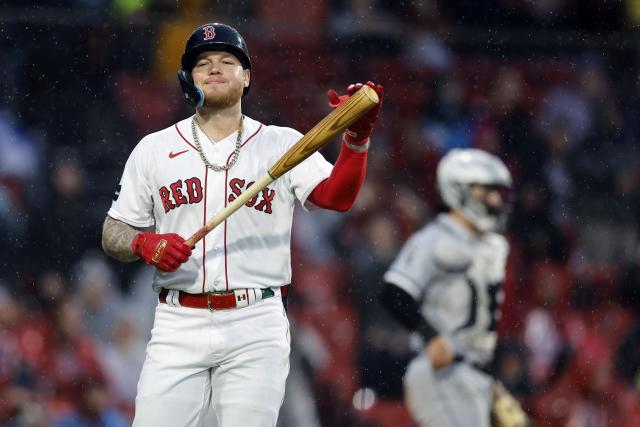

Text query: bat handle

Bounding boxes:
[185,174,275,248]
[185,229,207,249]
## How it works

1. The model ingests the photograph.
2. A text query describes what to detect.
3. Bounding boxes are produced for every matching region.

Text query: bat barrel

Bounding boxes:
[187,85,379,247]
[268,86,379,179]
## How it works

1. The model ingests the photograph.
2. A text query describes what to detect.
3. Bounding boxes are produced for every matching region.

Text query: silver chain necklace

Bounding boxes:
[191,115,243,172]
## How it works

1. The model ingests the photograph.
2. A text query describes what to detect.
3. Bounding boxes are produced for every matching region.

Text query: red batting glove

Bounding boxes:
[132,232,192,272]
[326,81,384,146]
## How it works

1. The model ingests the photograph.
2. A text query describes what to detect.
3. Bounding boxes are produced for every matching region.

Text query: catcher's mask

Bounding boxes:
[437,148,513,233]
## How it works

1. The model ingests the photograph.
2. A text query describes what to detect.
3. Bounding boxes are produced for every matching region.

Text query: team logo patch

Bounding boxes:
[203,25,216,41]
[113,184,121,202]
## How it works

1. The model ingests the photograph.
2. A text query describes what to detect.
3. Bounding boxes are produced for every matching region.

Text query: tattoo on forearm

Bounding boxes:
[102,216,140,262]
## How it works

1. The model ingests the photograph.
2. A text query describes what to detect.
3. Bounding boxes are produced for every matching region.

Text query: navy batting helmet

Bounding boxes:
[177,23,252,107]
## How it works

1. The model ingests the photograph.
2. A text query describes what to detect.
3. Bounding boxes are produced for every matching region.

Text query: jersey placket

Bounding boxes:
[199,129,239,293]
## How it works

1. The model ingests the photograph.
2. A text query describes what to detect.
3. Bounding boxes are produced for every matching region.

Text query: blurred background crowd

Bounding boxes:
[2,0,640,426]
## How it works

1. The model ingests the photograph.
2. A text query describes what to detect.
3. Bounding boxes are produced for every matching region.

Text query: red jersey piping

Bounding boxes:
[175,123,197,150]
[201,166,209,292]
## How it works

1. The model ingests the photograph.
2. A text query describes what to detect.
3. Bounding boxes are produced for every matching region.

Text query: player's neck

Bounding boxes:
[449,210,481,235]
[194,104,243,142]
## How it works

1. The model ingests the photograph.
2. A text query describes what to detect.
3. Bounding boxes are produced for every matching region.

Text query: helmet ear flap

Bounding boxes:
[177,70,204,108]
[454,182,467,208]
[441,181,466,212]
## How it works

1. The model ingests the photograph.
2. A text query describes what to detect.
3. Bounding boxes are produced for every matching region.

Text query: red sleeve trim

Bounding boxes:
[308,142,367,212]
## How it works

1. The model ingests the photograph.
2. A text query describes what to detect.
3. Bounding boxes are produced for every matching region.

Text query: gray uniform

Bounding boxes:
[384,213,509,427]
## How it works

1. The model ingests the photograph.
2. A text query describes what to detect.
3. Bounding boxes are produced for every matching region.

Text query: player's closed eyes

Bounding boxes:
[196,60,235,67]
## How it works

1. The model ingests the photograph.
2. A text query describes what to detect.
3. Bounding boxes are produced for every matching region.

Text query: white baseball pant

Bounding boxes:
[133,296,290,427]
[404,355,493,427]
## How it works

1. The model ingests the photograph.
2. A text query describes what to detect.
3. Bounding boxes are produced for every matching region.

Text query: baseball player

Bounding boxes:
[101,23,383,427]
[379,149,527,427]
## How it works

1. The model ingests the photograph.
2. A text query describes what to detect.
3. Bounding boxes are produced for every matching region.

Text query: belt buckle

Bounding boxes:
[206,292,215,312]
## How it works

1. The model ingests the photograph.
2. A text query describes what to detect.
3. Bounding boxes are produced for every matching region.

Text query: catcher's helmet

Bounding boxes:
[437,148,513,233]
[177,23,251,107]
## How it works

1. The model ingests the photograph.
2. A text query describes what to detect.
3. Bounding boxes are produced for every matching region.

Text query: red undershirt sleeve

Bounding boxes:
[308,141,368,212]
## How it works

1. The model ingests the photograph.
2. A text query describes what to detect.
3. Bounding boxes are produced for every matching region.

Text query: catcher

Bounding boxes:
[379,148,529,427]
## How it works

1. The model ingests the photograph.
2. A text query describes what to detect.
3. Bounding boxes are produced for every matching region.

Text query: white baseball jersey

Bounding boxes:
[108,115,332,293]
[384,213,509,365]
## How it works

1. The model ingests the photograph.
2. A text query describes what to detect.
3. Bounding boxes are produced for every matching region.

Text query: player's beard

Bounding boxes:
[203,79,244,110]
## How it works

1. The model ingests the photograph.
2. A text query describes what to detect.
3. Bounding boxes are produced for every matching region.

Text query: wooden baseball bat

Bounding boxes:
[185,85,379,247]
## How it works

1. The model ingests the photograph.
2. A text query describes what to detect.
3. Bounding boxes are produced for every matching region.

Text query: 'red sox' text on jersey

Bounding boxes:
[108,115,332,294]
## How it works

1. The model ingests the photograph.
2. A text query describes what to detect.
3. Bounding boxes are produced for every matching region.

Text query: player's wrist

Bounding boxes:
[345,127,372,144]
[416,317,439,342]
[343,138,369,152]
[131,232,146,257]
[426,335,456,370]
[343,134,370,152]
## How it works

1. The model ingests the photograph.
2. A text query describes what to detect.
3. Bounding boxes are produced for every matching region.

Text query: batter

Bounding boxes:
[101,22,383,427]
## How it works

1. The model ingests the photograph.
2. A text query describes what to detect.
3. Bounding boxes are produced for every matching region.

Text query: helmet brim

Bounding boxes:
[181,43,252,71]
